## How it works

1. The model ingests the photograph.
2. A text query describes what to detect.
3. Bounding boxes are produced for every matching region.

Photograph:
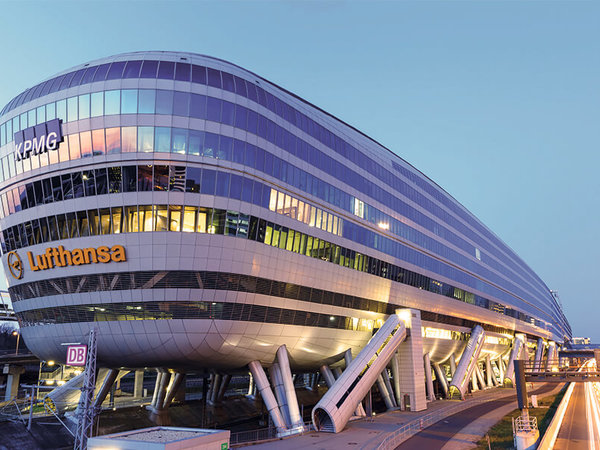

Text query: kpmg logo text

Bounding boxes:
[13,118,63,161]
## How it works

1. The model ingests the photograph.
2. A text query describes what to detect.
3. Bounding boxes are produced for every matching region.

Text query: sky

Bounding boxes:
[0,1,597,341]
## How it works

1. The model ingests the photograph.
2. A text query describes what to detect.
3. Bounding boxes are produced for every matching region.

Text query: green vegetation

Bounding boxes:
[475,386,567,449]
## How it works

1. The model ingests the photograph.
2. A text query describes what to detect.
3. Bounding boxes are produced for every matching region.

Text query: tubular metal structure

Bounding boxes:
[312,313,407,433]
[448,325,486,399]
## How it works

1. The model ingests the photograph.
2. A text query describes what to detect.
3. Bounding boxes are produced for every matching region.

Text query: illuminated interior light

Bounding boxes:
[377,222,389,230]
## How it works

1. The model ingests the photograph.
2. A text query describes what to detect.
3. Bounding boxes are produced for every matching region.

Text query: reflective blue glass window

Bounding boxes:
[92,63,111,82]
[221,101,234,126]
[36,106,46,124]
[121,90,138,114]
[81,66,98,84]
[155,127,171,153]
[27,109,35,126]
[138,89,155,114]
[185,167,201,192]
[67,97,78,122]
[91,92,104,117]
[218,136,232,160]
[171,128,187,154]
[157,61,175,80]
[229,174,242,199]
[201,169,216,194]
[234,76,247,96]
[190,94,206,119]
[203,133,218,158]
[192,65,206,84]
[140,60,159,78]
[156,90,173,115]
[105,90,121,115]
[216,172,230,197]
[234,105,247,129]
[232,139,245,164]
[123,60,142,79]
[221,72,235,92]
[69,69,86,88]
[173,91,189,116]
[138,127,154,152]
[78,94,90,120]
[207,97,221,122]
[59,72,76,91]
[106,61,126,80]
[188,130,203,156]
[207,68,221,88]
[175,63,191,81]
[241,177,253,203]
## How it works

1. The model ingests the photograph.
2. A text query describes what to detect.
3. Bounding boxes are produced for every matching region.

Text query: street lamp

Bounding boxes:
[11,330,20,355]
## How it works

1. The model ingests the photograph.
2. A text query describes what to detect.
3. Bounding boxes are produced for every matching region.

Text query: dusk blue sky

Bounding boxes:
[0,1,597,341]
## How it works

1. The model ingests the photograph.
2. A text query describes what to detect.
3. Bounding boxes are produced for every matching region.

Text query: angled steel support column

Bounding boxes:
[504,335,525,386]
[485,355,494,387]
[449,353,457,376]
[533,338,544,372]
[312,312,407,432]
[92,369,118,410]
[471,371,479,391]
[270,363,291,428]
[217,374,231,402]
[320,365,336,388]
[449,325,486,399]
[497,356,505,383]
[209,373,221,405]
[377,374,395,410]
[432,362,448,398]
[276,345,304,430]
[424,353,435,401]
[247,373,255,397]
[163,372,185,408]
[475,364,487,390]
[382,369,397,408]
[151,370,163,408]
[546,341,557,371]
[248,360,287,434]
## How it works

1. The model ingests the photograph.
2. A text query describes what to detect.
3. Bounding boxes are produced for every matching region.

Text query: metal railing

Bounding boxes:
[512,414,537,433]
[377,392,510,450]
[230,421,315,446]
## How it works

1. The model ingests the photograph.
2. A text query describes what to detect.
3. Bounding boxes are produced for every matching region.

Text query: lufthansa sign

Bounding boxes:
[5,245,126,278]
[14,118,63,162]
[7,251,23,280]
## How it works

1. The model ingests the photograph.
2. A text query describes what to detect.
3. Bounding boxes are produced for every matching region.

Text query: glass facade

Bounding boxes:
[0,52,570,343]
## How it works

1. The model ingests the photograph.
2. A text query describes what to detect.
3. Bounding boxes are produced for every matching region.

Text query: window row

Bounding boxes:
[0,57,542,297]
[4,203,545,330]
[0,92,552,310]
[17,300,375,332]
[9,268,519,340]
[0,154,549,322]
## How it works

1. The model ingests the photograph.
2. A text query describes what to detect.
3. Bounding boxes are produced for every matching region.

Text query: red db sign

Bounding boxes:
[66,345,87,366]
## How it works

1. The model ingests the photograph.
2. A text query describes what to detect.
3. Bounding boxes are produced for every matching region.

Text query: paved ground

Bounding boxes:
[554,383,592,450]
[399,383,559,450]
[248,387,517,450]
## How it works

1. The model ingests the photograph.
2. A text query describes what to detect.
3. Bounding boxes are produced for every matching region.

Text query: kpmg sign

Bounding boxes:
[13,118,63,161]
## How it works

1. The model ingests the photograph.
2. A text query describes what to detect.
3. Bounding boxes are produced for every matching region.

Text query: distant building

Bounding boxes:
[572,337,591,345]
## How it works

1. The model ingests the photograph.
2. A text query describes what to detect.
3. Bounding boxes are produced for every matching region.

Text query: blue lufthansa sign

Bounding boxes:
[14,118,63,161]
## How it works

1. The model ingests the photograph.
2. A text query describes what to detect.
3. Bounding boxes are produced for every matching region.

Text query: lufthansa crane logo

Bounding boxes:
[7,251,23,280]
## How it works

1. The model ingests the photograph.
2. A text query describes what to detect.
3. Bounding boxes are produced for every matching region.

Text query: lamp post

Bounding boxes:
[11,330,20,355]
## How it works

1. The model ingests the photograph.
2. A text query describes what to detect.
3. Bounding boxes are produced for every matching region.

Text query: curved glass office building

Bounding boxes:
[0,52,570,371]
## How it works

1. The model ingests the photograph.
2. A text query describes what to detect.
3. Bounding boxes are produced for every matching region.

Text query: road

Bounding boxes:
[554,382,600,449]
[397,384,557,450]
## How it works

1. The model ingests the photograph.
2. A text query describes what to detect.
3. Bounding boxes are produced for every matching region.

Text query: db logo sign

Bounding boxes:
[66,345,87,366]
